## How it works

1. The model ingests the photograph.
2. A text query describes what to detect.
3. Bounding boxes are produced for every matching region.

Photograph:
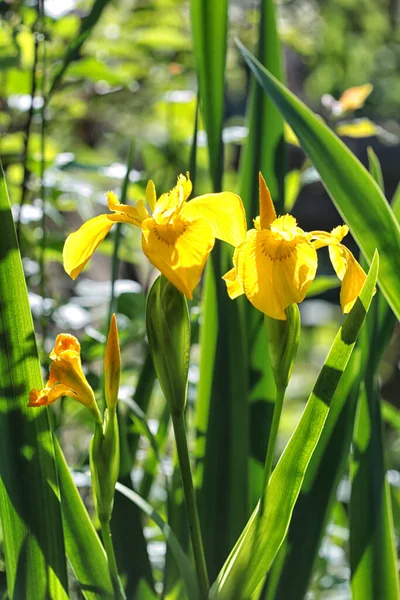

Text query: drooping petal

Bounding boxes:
[106,192,145,225]
[181,192,246,247]
[259,172,276,229]
[141,215,215,299]
[222,266,245,299]
[28,384,75,407]
[63,214,116,280]
[329,244,368,313]
[237,229,318,319]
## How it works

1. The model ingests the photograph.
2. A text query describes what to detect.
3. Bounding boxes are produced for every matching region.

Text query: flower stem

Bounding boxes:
[261,385,286,511]
[171,412,209,598]
[100,520,126,600]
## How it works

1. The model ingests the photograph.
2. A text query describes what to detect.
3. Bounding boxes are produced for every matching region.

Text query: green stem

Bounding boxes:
[261,386,286,509]
[100,520,126,600]
[171,412,209,598]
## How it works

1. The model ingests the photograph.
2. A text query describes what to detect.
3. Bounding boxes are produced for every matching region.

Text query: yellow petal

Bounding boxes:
[259,172,276,229]
[63,214,116,280]
[152,173,192,220]
[222,266,245,299]
[237,229,318,319]
[311,225,348,250]
[338,84,373,112]
[28,384,73,407]
[50,333,80,360]
[329,244,368,313]
[181,192,246,247]
[106,192,144,225]
[141,215,214,299]
[336,119,377,139]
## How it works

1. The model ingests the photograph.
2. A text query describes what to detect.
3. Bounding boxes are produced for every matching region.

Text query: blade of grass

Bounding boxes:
[210,252,379,599]
[237,41,400,320]
[0,164,68,598]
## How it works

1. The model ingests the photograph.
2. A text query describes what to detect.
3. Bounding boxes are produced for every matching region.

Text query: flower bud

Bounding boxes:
[264,303,301,392]
[104,314,121,413]
[146,275,190,417]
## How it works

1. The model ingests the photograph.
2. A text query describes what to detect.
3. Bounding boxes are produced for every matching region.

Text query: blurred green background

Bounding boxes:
[1,0,400,597]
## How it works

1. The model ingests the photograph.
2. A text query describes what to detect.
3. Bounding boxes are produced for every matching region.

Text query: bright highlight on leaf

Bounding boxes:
[28,333,101,422]
[63,172,247,300]
[223,173,368,319]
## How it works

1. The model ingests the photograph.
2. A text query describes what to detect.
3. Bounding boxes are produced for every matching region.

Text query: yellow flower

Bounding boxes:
[28,334,101,422]
[63,173,246,300]
[223,173,367,319]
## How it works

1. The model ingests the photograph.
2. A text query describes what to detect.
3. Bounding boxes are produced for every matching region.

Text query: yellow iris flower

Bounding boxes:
[223,173,367,320]
[63,173,246,299]
[28,334,101,421]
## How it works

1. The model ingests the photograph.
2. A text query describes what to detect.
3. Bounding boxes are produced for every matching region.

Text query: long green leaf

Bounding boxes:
[190,0,227,190]
[349,169,400,599]
[0,165,68,598]
[54,439,114,600]
[350,384,399,599]
[237,41,400,320]
[210,252,379,599]
[191,0,249,580]
[269,350,362,600]
[239,0,283,506]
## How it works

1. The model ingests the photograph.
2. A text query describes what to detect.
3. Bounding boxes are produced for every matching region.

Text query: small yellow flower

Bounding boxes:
[63,173,246,300]
[28,334,101,421]
[223,173,367,320]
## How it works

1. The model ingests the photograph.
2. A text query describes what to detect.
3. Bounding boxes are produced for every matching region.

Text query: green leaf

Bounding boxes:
[210,252,379,599]
[239,0,285,216]
[190,0,227,190]
[306,276,340,298]
[269,350,362,600]
[238,0,283,506]
[0,165,68,598]
[49,0,112,96]
[237,41,400,321]
[115,483,200,600]
[54,439,114,600]
[350,385,399,599]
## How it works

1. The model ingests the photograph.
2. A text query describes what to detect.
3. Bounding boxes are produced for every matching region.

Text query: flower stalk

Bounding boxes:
[146,275,209,596]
